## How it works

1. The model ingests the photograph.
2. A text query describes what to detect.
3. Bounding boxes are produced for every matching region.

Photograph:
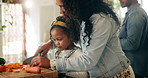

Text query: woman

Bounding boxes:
[31,0,134,77]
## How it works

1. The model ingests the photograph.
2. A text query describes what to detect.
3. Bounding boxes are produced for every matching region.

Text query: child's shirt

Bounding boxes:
[47,47,88,78]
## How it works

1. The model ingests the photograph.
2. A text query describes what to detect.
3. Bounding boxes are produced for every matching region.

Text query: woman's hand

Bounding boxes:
[30,56,50,68]
[34,41,53,56]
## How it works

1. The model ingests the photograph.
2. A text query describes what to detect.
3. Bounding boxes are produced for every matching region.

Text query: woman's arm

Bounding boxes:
[56,14,113,72]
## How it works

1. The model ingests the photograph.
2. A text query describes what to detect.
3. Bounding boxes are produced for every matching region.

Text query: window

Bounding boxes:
[2,4,25,64]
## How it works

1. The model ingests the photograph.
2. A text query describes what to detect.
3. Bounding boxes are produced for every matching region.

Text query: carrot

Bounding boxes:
[4,63,23,69]
[7,68,13,72]
[13,69,20,73]
[0,65,6,72]
[25,66,41,73]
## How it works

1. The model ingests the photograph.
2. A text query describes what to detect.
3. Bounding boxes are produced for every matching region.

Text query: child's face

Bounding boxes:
[51,27,73,50]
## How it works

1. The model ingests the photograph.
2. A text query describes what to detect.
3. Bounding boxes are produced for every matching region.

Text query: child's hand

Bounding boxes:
[30,56,50,68]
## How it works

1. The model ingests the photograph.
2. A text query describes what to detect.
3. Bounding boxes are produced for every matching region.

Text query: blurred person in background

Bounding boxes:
[118,0,148,78]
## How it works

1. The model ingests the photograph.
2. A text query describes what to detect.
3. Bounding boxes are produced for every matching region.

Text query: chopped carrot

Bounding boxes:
[7,68,13,72]
[4,63,23,69]
[13,69,21,73]
[25,66,41,73]
[0,65,6,72]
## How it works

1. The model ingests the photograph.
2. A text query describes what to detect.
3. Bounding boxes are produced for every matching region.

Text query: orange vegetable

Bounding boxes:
[25,66,41,73]
[4,63,23,69]
[7,68,13,72]
[13,69,21,73]
[22,67,25,70]
[0,65,6,72]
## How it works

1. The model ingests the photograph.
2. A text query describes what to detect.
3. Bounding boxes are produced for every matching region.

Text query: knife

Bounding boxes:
[23,50,44,65]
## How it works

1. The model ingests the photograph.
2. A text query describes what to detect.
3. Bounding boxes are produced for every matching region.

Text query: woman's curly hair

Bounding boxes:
[62,0,120,47]
[50,16,80,43]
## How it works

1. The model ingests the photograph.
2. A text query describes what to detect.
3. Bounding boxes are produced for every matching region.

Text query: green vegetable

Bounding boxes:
[0,58,6,65]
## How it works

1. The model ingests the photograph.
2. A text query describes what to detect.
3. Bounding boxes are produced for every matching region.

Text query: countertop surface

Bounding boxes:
[0,68,58,78]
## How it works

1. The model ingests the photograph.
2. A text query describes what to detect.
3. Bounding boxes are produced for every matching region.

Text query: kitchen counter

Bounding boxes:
[0,68,58,78]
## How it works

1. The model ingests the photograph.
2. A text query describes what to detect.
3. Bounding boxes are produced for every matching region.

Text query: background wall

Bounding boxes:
[0,5,3,57]
[24,0,60,57]
[142,0,148,13]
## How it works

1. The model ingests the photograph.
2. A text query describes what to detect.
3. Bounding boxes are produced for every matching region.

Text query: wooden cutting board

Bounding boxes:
[0,68,58,78]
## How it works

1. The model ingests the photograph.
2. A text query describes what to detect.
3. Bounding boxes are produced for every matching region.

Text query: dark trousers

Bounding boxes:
[124,50,147,78]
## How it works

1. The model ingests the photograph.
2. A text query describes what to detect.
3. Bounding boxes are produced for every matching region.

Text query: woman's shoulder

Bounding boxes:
[89,13,113,24]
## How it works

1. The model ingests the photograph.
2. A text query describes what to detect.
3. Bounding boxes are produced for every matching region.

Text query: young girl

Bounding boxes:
[47,16,88,78]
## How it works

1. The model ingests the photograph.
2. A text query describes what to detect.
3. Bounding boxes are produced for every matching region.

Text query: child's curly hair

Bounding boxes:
[50,16,80,43]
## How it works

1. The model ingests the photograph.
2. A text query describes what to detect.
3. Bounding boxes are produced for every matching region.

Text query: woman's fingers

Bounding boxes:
[41,48,50,56]
[40,42,53,56]
[34,42,52,56]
